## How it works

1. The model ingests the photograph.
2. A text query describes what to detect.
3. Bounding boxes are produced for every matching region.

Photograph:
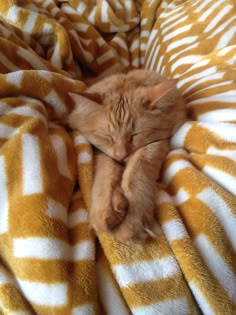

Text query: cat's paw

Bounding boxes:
[90,187,128,233]
[113,201,157,244]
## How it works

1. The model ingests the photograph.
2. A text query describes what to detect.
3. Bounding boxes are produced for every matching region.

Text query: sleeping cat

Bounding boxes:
[68,69,186,243]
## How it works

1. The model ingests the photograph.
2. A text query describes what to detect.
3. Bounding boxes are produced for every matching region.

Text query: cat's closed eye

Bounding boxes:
[105,134,114,143]
[130,133,140,141]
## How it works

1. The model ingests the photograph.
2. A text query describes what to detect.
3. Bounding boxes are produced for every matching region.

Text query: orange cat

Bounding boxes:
[68,69,186,243]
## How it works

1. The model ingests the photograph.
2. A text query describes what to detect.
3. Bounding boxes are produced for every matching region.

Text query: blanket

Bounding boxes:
[0,0,235,314]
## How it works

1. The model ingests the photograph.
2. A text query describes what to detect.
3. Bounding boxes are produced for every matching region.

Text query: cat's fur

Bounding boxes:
[68,69,186,243]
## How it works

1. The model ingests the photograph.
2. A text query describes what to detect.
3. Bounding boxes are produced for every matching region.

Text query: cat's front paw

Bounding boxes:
[113,200,157,244]
[90,187,128,233]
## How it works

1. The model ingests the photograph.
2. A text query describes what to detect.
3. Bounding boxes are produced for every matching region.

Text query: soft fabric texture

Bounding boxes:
[0,0,235,314]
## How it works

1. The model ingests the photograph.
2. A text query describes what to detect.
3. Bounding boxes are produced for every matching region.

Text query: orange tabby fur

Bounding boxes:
[68,69,186,243]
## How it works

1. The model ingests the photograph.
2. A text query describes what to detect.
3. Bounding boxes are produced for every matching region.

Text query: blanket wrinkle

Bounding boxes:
[0,0,236,314]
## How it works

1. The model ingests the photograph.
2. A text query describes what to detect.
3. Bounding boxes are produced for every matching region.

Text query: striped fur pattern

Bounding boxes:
[0,0,235,314]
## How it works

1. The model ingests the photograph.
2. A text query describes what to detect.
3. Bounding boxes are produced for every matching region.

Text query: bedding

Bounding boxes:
[0,0,235,314]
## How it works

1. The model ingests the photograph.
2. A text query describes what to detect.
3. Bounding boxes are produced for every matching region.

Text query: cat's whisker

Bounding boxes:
[144,227,157,239]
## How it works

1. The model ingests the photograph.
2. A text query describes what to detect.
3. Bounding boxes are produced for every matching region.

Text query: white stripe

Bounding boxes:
[23,12,38,33]
[199,122,236,143]
[13,238,70,259]
[199,0,224,22]
[164,160,193,185]
[46,198,67,224]
[132,297,189,315]
[97,51,114,65]
[13,237,94,261]
[130,39,139,52]
[68,30,94,63]
[198,109,236,122]
[96,37,105,47]
[7,5,20,22]
[38,70,52,82]
[156,55,164,72]
[203,166,236,196]
[78,152,92,164]
[198,188,236,250]
[74,23,89,32]
[145,29,158,64]
[72,304,94,315]
[50,134,72,179]
[195,235,236,303]
[76,2,86,14]
[189,282,215,315]
[101,0,109,22]
[171,55,203,72]
[0,157,8,234]
[132,57,139,68]
[156,189,173,205]
[207,147,236,162]
[17,47,49,70]
[51,6,60,16]
[217,46,235,57]
[149,43,160,70]
[161,4,182,17]
[182,73,224,95]
[162,219,189,242]
[185,58,210,71]
[141,30,149,38]
[6,71,24,88]
[44,90,66,116]
[194,0,209,13]
[9,106,46,125]
[18,96,45,107]
[0,102,11,114]
[17,279,67,306]
[173,188,190,205]
[22,134,43,195]
[190,81,233,97]
[0,124,18,139]
[162,16,188,35]
[69,209,88,228]
[113,256,179,287]
[204,5,233,33]
[96,264,129,315]
[178,67,217,89]
[110,24,130,33]
[189,90,236,105]
[209,16,236,39]
[72,241,95,261]
[169,43,199,63]
[163,24,192,42]
[171,122,192,148]
[88,6,96,24]
[166,36,197,52]
[112,36,127,50]
[216,25,236,50]
[51,43,62,68]
[161,9,185,27]
[0,51,21,71]
[74,135,89,145]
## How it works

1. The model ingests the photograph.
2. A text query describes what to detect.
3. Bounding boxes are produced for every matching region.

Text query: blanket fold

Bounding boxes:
[0,0,236,314]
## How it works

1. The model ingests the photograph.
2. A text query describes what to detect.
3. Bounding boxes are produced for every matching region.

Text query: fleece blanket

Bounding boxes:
[0,0,235,314]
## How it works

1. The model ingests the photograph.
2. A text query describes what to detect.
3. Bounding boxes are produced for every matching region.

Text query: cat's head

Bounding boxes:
[68,70,186,162]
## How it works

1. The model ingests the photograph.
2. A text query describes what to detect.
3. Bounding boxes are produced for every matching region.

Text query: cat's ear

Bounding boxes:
[69,92,102,106]
[67,92,101,128]
[148,78,179,109]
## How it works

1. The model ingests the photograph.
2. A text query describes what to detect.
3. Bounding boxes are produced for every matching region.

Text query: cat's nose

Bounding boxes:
[114,149,129,161]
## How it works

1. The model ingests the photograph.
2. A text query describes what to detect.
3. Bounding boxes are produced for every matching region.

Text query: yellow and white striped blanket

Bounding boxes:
[0,0,236,314]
